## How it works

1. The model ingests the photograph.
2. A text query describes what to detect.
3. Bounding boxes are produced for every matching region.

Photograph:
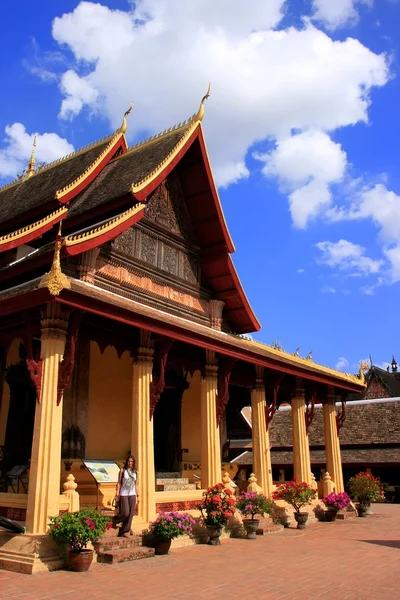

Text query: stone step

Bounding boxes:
[156,483,197,491]
[155,472,181,478]
[97,547,155,565]
[94,535,142,553]
[156,477,189,485]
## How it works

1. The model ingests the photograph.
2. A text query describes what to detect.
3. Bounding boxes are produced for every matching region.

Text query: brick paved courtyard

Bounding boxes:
[1,504,399,600]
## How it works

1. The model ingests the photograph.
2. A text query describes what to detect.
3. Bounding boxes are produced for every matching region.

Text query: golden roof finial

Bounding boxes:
[118,102,133,134]
[39,220,71,296]
[358,360,369,384]
[27,135,37,178]
[193,83,211,123]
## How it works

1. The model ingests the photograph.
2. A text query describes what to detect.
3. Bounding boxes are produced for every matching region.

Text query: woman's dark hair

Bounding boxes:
[123,454,136,471]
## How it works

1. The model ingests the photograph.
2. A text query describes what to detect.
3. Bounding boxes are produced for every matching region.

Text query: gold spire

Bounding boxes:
[193,83,211,123]
[39,221,71,296]
[118,102,133,134]
[27,136,37,178]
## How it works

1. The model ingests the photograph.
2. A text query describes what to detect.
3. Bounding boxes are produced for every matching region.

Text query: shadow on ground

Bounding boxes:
[361,540,400,549]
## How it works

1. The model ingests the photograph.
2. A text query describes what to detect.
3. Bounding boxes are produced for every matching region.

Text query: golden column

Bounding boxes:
[291,380,312,484]
[323,388,344,493]
[131,332,156,523]
[26,303,69,534]
[200,351,221,488]
[251,366,273,497]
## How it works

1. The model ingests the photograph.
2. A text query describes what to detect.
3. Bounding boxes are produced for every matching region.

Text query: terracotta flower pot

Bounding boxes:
[294,512,308,529]
[68,549,94,572]
[242,518,260,539]
[153,536,172,555]
[325,509,338,522]
[206,525,223,545]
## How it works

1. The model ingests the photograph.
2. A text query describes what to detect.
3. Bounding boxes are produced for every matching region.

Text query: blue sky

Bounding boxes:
[0,0,399,373]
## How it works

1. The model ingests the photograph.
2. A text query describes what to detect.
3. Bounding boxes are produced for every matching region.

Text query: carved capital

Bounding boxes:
[41,303,70,342]
[77,248,100,284]
[208,299,225,331]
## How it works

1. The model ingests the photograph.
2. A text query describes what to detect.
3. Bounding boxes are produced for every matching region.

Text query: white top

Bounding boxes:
[120,469,137,497]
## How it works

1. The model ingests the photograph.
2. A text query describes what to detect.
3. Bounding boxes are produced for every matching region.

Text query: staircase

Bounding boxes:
[94,529,155,564]
[155,472,197,492]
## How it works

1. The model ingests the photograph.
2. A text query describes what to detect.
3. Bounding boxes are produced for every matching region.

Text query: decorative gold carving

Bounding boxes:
[0,206,67,248]
[27,135,36,178]
[306,350,313,361]
[118,102,133,134]
[64,203,145,247]
[39,224,71,296]
[358,360,369,384]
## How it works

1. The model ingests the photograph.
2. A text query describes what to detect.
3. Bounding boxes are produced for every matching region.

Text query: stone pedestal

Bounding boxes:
[291,391,312,484]
[323,397,344,492]
[200,362,221,488]
[251,381,273,497]
[131,345,156,523]
[26,303,69,534]
[0,531,64,574]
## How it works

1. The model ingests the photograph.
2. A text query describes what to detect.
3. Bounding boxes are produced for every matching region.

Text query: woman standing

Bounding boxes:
[114,454,139,537]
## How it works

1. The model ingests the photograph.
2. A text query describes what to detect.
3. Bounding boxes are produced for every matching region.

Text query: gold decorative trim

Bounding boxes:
[243,338,364,386]
[64,203,145,247]
[0,135,113,195]
[0,206,68,247]
[39,223,71,296]
[130,122,199,194]
[55,132,124,200]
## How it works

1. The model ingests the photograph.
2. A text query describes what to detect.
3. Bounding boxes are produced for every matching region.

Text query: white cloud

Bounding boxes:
[0,123,74,179]
[336,357,349,370]
[315,239,383,276]
[50,1,388,187]
[297,268,305,274]
[312,0,372,31]
[256,129,347,227]
[321,285,337,294]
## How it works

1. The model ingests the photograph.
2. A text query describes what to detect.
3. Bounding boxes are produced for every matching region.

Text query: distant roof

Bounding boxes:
[231,447,400,466]
[366,366,400,398]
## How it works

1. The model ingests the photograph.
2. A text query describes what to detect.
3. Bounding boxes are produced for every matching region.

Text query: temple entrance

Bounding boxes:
[153,387,182,472]
[1,344,37,488]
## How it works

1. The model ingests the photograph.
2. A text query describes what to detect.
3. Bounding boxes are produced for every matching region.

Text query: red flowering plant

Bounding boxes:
[49,508,110,552]
[322,492,351,512]
[272,480,317,514]
[236,492,272,521]
[348,472,385,505]
[197,483,236,527]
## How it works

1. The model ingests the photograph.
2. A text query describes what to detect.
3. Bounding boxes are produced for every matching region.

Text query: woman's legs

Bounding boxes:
[120,495,136,534]
[117,496,130,535]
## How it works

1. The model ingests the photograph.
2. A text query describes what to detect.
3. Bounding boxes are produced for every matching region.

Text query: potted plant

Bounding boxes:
[236,491,272,539]
[348,472,385,517]
[49,508,111,571]
[322,492,351,521]
[272,480,317,529]
[197,483,236,545]
[148,511,195,555]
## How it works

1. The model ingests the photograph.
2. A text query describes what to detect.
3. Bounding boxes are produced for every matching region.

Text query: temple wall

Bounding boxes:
[0,339,21,446]
[181,370,202,462]
[86,342,132,460]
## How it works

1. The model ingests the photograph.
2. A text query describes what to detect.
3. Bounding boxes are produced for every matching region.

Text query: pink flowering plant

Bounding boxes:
[322,492,351,512]
[272,480,317,514]
[236,492,272,520]
[149,512,195,540]
[197,483,236,527]
[48,508,110,552]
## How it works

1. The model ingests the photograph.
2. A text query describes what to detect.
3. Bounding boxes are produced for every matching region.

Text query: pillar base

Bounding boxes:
[0,531,64,574]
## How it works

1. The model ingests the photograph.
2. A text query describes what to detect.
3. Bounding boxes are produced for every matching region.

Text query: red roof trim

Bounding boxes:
[0,209,66,253]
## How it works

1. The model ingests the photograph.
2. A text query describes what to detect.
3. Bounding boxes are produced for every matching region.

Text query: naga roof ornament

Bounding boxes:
[192,83,211,123]
[118,102,133,134]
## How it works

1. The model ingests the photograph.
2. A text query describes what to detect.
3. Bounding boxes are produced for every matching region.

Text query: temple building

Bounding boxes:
[0,93,365,569]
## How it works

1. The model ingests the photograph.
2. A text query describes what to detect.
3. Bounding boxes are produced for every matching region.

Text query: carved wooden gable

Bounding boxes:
[110,171,201,287]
